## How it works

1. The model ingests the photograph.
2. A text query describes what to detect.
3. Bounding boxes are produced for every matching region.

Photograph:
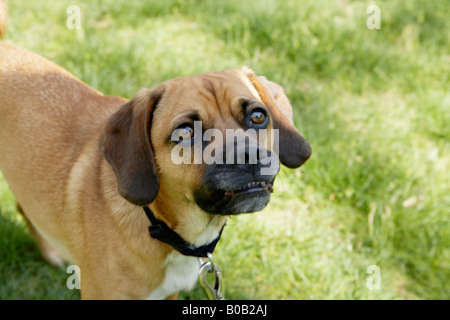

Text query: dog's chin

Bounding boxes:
[194,181,274,215]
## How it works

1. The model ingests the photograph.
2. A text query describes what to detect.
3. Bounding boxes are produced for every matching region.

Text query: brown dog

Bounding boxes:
[0,19,310,299]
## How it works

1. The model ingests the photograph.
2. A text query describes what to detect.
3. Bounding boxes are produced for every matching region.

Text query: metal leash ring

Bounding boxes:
[198,253,224,300]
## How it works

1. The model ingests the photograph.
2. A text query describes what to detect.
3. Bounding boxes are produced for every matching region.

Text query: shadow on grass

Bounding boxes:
[0,207,80,300]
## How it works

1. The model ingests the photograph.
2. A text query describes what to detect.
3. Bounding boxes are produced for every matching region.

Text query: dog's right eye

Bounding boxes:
[175,124,195,140]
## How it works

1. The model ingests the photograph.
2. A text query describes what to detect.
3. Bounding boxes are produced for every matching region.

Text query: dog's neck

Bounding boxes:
[143,206,224,257]
[148,187,228,247]
[101,159,227,251]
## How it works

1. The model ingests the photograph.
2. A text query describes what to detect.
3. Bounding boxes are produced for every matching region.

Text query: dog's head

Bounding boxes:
[100,68,311,216]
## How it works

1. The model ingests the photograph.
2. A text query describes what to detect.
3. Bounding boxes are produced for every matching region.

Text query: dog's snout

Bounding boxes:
[224,141,263,164]
[235,144,262,165]
[221,141,280,179]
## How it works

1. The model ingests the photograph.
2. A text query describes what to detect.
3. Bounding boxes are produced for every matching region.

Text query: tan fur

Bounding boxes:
[0,0,6,37]
[0,39,309,299]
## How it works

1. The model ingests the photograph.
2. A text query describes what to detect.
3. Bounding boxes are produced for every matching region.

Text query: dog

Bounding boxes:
[0,5,311,299]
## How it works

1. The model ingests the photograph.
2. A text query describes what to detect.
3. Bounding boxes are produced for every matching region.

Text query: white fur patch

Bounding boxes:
[146,214,226,299]
[146,252,199,300]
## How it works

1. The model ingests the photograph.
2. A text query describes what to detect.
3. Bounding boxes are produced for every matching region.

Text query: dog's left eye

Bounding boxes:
[250,111,265,125]
[248,108,268,127]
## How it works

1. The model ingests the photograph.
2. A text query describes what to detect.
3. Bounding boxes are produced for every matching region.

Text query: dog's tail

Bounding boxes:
[0,0,7,37]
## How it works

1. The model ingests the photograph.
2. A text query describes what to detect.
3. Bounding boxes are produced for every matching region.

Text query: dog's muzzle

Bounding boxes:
[194,143,280,215]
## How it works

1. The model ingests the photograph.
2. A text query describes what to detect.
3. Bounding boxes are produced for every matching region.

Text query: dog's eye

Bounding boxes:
[177,124,194,140]
[250,110,266,125]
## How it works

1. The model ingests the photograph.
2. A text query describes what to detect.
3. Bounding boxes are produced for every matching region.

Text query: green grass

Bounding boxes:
[1,0,449,299]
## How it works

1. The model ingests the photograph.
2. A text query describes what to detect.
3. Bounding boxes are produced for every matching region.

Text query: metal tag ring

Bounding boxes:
[198,254,224,300]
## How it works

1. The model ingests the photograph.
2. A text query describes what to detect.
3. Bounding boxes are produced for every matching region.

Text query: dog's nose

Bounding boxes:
[232,144,266,164]
[224,142,259,164]
[235,143,257,164]
[225,142,280,178]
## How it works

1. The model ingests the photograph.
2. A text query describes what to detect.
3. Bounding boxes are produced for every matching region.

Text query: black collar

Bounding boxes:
[143,206,224,258]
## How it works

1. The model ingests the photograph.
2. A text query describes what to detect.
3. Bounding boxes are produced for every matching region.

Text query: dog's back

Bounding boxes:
[0,35,126,269]
[0,40,125,202]
[0,34,126,250]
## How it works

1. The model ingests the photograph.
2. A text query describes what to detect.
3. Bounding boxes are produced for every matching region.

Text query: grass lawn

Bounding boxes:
[0,0,449,299]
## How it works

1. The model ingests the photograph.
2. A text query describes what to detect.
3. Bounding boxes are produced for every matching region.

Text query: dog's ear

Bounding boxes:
[99,87,164,205]
[243,69,311,168]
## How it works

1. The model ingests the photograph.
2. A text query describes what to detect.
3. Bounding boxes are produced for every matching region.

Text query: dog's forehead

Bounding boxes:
[162,69,262,105]
[151,69,266,133]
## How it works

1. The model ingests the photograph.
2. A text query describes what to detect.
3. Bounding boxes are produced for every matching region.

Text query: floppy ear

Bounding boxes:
[99,87,164,205]
[244,70,312,168]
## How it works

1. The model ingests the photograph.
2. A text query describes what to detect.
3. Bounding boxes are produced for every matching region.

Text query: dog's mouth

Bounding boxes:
[224,181,273,198]
[194,178,275,215]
